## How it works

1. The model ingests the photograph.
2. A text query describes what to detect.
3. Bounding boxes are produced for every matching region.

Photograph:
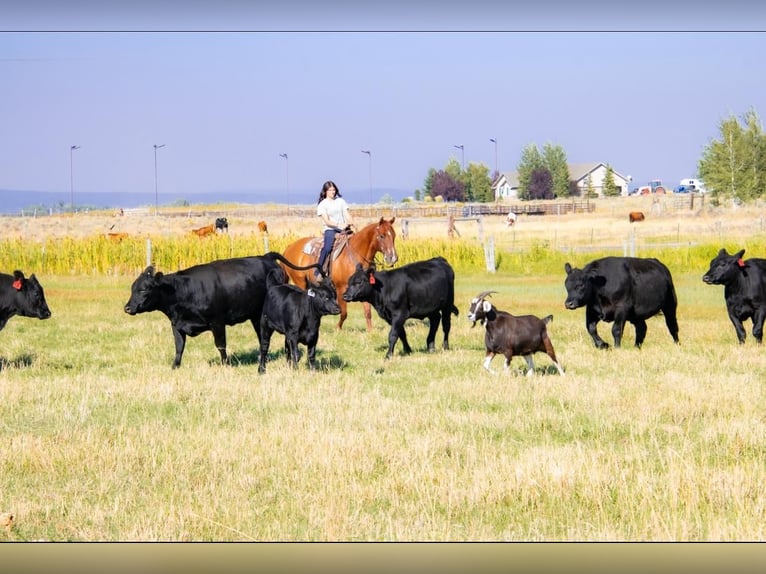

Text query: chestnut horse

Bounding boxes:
[281,217,398,330]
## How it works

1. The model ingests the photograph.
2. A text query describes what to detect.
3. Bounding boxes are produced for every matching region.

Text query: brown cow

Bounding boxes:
[107,232,129,242]
[192,224,216,238]
[257,220,268,234]
[629,211,645,223]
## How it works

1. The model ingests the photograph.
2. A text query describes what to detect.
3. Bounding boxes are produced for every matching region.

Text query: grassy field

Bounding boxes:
[1,199,766,541]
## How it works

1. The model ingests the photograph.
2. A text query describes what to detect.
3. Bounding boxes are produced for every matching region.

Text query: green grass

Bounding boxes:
[1,265,765,540]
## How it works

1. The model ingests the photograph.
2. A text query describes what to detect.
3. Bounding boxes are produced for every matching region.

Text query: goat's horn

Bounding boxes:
[474,290,497,300]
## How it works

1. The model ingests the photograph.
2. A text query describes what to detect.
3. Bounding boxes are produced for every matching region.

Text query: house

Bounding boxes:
[491,162,632,200]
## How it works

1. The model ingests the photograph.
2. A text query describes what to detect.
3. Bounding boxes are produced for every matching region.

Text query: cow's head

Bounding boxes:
[12,270,52,320]
[306,275,341,316]
[564,262,606,310]
[467,290,497,327]
[703,248,746,285]
[124,265,166,315]
[343,263,376,303]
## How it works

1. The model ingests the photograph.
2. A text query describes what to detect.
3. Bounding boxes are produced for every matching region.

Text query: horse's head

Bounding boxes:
[374,217,398,266]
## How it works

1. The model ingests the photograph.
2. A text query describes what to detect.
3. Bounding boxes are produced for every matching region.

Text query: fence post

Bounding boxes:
[146,238,152,267]
[484,236,496,273]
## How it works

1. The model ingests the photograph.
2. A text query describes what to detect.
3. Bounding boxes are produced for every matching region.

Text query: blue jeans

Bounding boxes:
[317,229,337,273]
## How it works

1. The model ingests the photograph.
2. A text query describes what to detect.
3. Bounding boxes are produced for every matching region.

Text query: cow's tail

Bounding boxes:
[265,251,321,272]
[451,305,459,316]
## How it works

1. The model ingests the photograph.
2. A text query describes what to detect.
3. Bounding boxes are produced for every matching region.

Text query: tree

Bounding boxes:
[699,108,766,202]
[517,144,543,200]
[528,167,554,200]
[423,168,436,198]
[465,162,493,202]
[602,165,620,197]
[542,143,570,198]
[431,170,465,202]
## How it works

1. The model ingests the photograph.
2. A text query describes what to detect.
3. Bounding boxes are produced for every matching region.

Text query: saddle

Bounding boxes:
[302,228,353,275]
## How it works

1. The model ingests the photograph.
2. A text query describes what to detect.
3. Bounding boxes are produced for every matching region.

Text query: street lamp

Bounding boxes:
[489,138,498,177]
[361,149,372,204]
[153,144,165,216]
[279,153,289,206]
[70,145,80,212]
[453,144,464,170]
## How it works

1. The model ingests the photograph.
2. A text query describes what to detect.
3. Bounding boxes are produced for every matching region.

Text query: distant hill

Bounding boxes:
[0,187,412,215]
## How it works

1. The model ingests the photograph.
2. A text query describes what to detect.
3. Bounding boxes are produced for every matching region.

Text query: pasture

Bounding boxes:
[1,198,766,541]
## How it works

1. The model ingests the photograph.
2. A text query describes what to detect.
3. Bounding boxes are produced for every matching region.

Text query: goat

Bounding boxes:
[467,290,564,376]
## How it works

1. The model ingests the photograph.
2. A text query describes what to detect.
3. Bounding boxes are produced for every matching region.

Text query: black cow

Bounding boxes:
[564,256,679,349]
[258,276,341,373]
[702,248,766,344]
[0,270,52,332]
[342,256,459,359]
[215,217,229,233]
[124,252,320,368]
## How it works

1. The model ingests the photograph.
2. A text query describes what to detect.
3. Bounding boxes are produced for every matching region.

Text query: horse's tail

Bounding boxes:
[265,251,322,272]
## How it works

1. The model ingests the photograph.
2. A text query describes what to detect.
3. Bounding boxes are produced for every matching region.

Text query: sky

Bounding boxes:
[2,2,766,205]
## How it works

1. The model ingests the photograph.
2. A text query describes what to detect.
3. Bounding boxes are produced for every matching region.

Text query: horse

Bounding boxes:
[281,217,398,331]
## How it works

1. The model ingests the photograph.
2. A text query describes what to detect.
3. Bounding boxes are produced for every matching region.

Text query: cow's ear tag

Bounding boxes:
[307,289,315,297]
[738,258,746,268]
[12,280,22,291]
[369,274,376,285]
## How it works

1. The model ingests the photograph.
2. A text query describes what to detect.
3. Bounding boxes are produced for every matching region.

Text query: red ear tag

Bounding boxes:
[12,280,22,291]
[738,258,746,268]
[369,274,376,284]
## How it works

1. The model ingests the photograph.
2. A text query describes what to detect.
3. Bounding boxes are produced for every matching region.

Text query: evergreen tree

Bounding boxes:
[602,165,619,197]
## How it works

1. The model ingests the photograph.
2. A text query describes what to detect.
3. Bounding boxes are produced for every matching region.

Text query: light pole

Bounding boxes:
[153,144,165,216]
[70,145,80,212]
[279,153,289,206]
[361,149,372,204]
[453,144,464,171]
[489,138,498,177]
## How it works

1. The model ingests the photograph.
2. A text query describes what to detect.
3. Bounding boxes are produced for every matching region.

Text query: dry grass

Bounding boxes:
[1,197,766,541]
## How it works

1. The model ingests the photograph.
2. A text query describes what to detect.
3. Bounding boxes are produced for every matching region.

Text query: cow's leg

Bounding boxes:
[386,317,410,359]
[611,319,626,348]
[586,307,609,349]
[258,322,274,373]
[727,307,747,344]
[285,329,301,368]
[249,317,263,348]
[211,325,229,365]
[425,312,441,352]
[663,298,680,344]
[306,339,319,370]
[171,326,187,369]
[441,308,452,350]
[632,318,648,348]
[752,309,765,344]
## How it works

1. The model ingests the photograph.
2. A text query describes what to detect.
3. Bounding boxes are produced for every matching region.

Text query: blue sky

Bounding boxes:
[2,3,766,204]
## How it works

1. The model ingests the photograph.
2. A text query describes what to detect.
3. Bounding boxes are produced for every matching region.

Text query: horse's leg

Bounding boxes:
[336,295,348,330]
[363,302,373,332]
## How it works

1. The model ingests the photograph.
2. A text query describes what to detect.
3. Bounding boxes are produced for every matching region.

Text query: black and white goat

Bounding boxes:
[467,291,564,376]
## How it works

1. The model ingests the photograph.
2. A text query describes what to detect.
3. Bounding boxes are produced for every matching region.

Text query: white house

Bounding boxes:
[491,162,632,200]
